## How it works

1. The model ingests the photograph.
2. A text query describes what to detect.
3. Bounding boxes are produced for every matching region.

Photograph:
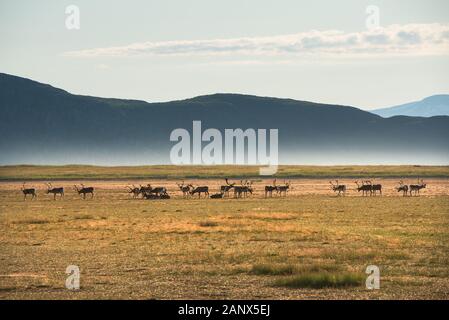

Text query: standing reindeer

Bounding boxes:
[139,184,152,197]
[409,179,426,196]
[127,185,141,198]
[21,182,37,200]
[396,181,409,196]
[355,180,371,196]
[276,180,291,197]
[220,178,235,197]
[264,179,277,198]
[234,180,253,198]
[45,183,64,200]
[189,185,209,198]
[145,185,167,197]
[366,180,382,196]
[177,181,191,198]
[74,184,94,199]
[330,180,346,196]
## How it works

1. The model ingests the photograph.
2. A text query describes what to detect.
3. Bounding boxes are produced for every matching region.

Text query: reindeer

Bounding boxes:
[177,181,191,198]
[45,183,64,200]
[127,185,141,198]
[189,185,209,198]
[264,179,277,198]
[74,184,94,199]
[143,193,159,200]
[355,180,371,197]
[365,180,382,196]
[330,180,346,196]
[145,185,167,197]
[21,182,37,200]
[210,192,225,199]
[409,179,426,196]
[276,180,291,197]
[234,180,253,198]
[396,181,409,197]
[139,184,152,197]
[144,192,171,200]
[220,178,235,197]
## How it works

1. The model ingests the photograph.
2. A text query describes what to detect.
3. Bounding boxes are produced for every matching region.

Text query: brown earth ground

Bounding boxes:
[1,178,448,299]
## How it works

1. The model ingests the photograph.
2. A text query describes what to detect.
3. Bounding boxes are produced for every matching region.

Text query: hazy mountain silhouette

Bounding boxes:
[372,95,449,117]
[1,73,448,165]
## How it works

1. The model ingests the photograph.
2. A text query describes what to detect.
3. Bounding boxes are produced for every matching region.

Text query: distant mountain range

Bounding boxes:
[0,73,448,165]
[371,95,449,118]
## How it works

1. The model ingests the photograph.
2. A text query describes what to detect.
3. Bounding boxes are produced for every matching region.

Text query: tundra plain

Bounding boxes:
[0,167,448,299]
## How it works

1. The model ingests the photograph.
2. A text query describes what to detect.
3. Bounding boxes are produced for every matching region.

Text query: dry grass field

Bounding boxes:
[1,174,449,299]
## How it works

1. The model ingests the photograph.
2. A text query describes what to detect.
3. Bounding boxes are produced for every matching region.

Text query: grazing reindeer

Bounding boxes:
[409,179,426,196]
[396,181,409,197]
[74,184,94,199]
[45,183,64,200]
[234,180,253,198]
[264,179,277,198]
[127,185,140,198]
[21,182,37,200]
[189,185,209,198]
[276,180,291,197]
[366,180,382,196]
[330,180,346,196]
[177,181,191,198]
[355,180,371,196]
[220,178,235,197]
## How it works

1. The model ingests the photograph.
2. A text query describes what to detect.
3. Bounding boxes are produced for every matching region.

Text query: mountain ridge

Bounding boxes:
[0,73,448,165]
[371,94,449,118]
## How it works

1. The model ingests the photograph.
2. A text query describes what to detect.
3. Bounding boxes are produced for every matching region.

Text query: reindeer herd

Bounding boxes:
[20,183,94,200]
[18,178,427,201]
[329,179,427,197]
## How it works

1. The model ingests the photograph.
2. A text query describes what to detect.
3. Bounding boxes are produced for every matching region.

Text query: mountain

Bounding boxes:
[371,95,449,118]
[0,73,448,165]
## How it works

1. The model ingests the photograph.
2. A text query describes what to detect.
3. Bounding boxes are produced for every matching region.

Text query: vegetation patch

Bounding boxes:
[198,221,219,227]
[250,263,341,276]
[273,272,363,289]
[13,219,49,225]
[73,214,94,220]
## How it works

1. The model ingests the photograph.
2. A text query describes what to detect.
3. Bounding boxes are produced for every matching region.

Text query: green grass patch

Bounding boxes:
[250,263,341,276]
[273,272,364,289]
[1,164,448,180]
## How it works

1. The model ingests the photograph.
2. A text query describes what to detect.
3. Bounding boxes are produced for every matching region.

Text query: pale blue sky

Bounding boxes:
[1,0,449,109]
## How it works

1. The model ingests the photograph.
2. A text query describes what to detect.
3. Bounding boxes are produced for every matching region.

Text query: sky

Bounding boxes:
[1,0,449,109]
